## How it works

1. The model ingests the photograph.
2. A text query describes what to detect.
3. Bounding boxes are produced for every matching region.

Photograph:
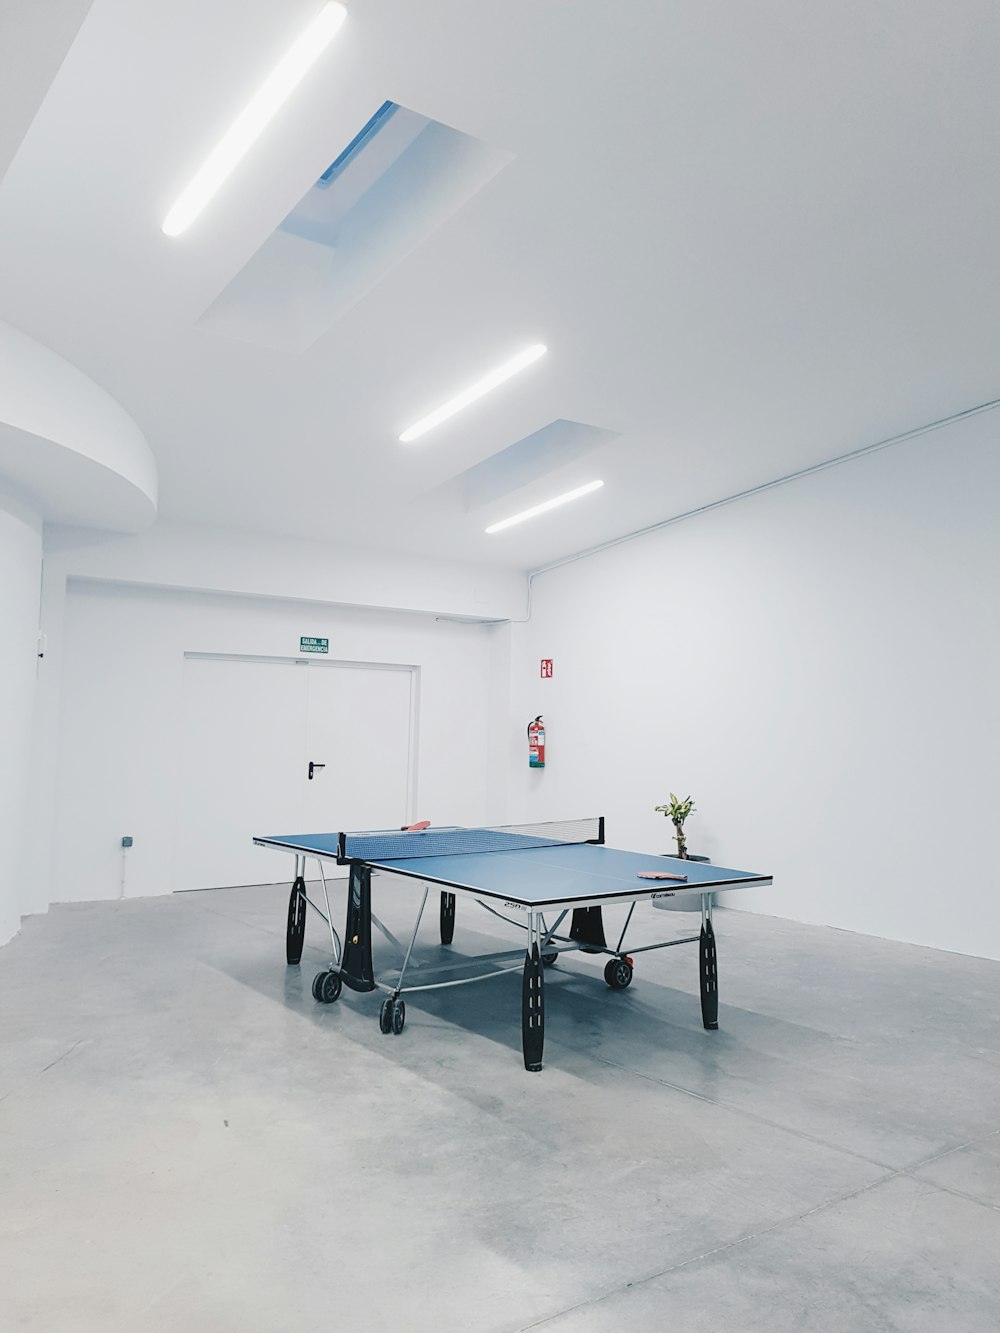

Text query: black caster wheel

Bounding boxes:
[315,971,342,1004]
[541,952,558,967]
[391,998,406,1034]
[604,958,633,990]
[379,997,395,1034]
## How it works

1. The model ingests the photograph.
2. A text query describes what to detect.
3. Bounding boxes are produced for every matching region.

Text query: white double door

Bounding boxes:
[175,655,414,890]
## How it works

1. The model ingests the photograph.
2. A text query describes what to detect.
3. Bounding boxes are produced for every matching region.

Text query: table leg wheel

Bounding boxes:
[379,997,395,1034]
[604,958,633,990]
[391,998,406,1034]
[313,971,342,1003]
[541,952,558,967]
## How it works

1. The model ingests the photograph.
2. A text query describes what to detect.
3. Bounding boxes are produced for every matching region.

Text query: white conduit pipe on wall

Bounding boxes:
[510,396,1000,623]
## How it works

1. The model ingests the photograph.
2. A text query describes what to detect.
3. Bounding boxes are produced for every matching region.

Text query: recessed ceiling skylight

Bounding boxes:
[399,344,547,443]
[197,103,514,351]
[485,480,604,533]
[162,2,347,237]
[451,419,620,511]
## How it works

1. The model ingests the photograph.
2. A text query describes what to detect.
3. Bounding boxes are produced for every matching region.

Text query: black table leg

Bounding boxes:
[340,864,376,992]
[522,932,545,1072]
[440,891,456,945]
[286,876,306,964]
[699,918,719,1030]
[569,905,606,950]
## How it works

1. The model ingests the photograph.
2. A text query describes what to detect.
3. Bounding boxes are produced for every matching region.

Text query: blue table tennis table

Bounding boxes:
[254,817,771,1072]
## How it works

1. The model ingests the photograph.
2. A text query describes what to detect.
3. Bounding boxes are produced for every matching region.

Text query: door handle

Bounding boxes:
[308,761,326,781]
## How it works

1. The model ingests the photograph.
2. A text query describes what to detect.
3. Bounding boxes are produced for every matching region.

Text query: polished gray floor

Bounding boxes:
[1,882,999,1332]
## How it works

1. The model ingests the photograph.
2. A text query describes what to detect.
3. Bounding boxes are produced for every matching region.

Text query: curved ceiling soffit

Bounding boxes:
[0,319,157,532]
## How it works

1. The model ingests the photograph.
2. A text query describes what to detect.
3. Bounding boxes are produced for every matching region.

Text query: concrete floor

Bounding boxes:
[1,882,999,1332]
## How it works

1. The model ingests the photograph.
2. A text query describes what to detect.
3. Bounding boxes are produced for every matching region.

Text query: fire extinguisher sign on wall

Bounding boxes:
[528,715,545,768]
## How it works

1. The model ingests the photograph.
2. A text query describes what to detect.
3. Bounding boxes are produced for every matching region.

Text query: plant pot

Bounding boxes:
[653,853,714,911]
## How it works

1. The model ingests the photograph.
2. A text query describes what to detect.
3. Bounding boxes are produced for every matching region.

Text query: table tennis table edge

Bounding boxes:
[253,836,771,911]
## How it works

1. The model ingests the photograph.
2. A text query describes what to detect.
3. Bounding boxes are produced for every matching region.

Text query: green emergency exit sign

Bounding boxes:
[300,637,329,654]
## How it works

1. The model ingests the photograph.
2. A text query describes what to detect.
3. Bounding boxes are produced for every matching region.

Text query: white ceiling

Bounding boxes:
[1,0,998,571]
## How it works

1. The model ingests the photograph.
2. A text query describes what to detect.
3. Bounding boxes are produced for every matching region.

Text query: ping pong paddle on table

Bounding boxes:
[400,820,431,831]
[637,870,688,882]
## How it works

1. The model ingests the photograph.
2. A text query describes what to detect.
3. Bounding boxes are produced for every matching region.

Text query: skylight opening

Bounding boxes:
[196,104,514,350]
[399,344,547,443]
[162,1,347,237]
[485,480,604,534]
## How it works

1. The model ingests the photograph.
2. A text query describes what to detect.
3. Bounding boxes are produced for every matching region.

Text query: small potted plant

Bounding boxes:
[655,793,695,859]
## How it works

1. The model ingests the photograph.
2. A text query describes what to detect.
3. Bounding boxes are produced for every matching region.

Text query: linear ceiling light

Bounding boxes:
[399,343,547,443]
[162,2,348,237]
[485,480,604,534]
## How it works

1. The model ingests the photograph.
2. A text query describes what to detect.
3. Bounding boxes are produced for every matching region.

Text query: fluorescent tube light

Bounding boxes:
[399,343,547,443]
[485,480,604,534]
[162,2,348,237]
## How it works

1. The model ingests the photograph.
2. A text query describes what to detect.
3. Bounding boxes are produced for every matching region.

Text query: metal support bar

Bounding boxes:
[476,901,532,932]
[316,860,341,965]
[395,886,430,996]
[615,902,637,953]
[541,910,568,949]
[387,962,526,994]
[300,892,329,925]
[371,912,407,955]
[534,929,701,958]
[380,946,526,981]
[626,936,700,954]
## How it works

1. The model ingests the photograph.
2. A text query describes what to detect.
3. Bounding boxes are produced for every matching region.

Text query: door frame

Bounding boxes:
[181,651,421,832]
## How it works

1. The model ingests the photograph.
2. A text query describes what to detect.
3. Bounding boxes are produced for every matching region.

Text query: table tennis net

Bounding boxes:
[340,817,603,863]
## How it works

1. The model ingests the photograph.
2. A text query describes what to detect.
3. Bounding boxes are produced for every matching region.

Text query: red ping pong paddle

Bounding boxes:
[637,871,688,882]
[401,820,431,831]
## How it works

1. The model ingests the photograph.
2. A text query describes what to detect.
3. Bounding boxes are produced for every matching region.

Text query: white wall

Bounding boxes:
[0,490,42,943]
[47,581,501,906]
[505,413,1000,960]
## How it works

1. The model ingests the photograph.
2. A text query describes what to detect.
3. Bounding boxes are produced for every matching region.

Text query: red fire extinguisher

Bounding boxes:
[528,715,545,768]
